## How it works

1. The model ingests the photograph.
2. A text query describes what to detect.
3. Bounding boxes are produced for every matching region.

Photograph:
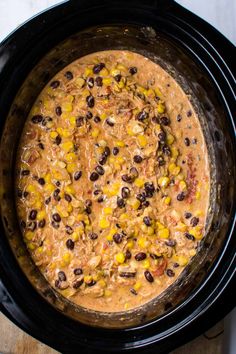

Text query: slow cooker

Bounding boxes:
[0,1,235,353]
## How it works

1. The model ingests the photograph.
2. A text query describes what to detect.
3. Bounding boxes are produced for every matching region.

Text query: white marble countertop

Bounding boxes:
[0,0,235,44]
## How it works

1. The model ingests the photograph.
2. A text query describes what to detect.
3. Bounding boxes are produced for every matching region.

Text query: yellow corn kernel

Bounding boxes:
[84,68,92,77]
[36,246,43,254]
[106,228,117,241]
[62,102,73,112]
[171,147,179,159]
[120,213,129,221]
[44,173,51,183]
[65,152,76,162]
[115,252,125,264]
[100,68,109,77]
[116,140,125,147]
[75,76,85,87]
[67,204,73,213]
[61,112,70,120]
[72,232,79,241]
[143,259,151,269]
[103,77,112,86]
[147,227,155,236]
[118,81,125,89]
[164,196,171,205]
[99,112,107,120]
[110,68,120,76]
[57,205,68,218]
[117,156,125,164]
[137,135,148,147]
[195,210,203,217]
[157,102,165,114]
[62,253,71,264]
[117,64,127,71]
[28,242,36,251]
[25,231,34,241]
[168,163,181,176]
[66,163,76,174]
[69,116,76,126]
[26,184,36,193]
[34,200,42,209]
[124,303,130,310]
[158,228,169,239]
[141,224,148,233]
[179,180,187,190]
[134,178,145,188]
[61,141,74,152]
[127,240,134,249]
[104,289,112,297]
[173,255,189,267]
[166,134,175,145]
[133,281,142,291]
[146,88,155,97]
[195,191,201,200]
[138,237,149,248]
[176,222,187,232]
[91,128,100,138]
[103,207,113,215]
[189,249,197,257]
[37,210,46,220]
[65,185,75,195]
[189,228,203,240]
[128,198,140,210]
[84,275,93,284]
[45,183,54,193]
[98,279,106,288]
[99,217,110,229]
[156,221,165,230]
[158,176,170,188]
[50,131,58,139]
[154,87,163,98]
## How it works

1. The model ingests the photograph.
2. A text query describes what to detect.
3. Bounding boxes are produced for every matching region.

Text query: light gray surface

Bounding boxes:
[0,0,235,44]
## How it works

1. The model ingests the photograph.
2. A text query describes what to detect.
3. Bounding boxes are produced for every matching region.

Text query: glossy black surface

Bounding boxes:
[0,0,235,353]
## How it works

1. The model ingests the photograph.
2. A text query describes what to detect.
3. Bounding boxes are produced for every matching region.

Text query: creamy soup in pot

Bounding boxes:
[16,50,210,312]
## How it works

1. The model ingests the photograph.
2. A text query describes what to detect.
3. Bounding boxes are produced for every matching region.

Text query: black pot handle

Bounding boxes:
[69,0,175,10]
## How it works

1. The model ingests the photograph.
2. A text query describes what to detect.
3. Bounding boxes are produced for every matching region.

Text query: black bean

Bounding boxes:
[56,181,61,187]
[136,111,148,121]
[45,196,51,205]
[95,165,104,176]
[38,219,46,228]
[106,118,115,127]
[76,116,84,127]
[162,145,171,156]
[97,196,104,203]
[136,193,146,203]
[55,106,62,116]
[86,111,93,119]
[52,213,61,222]
[89,232,98,240]
[38,177,45,186]
[133,155,143,163]
[94,115,101,123]
[177,192,185,201]
[150,253,159,260]
[177,114,182,122]
[20,220,26,228]
[55,279,61,288]
[87,280,96,287]
[130,167,139,178]
[27,221,37,231]
[165,239,176,247]
[31,115,43,124]
[135,252,147,261]
[29,209,37,220]
[129,67,137,75]
[38,142,44,150]
[66,225,73,235]
[160,116,170,126]
[184,212,192,219]
[66,239,75,250]
[143,200,150,208]
[119,272,136,278]
[157,155,165,166]
[113,233,123,244]
[21,169,30,176]
[74,268,83,275]
[152,116,159,124]
[87,77,94,88]
[73,279,84,289]
[84,199,92,208]
[184,137,190,146]
[144,182,155,197]
[158,131,166,143]
[99,153,107,165]
[93,189,101,196]
[23,191,29,198]
[114,74,121,82]
[166,269,175,277]
[122,174,134,183]
[95,76,103,87]
[117,197,125,208]
[185,232,195,241]
[121,187,130,199]
[85,206,92,214]
[74,171,82,181]
[65,71,73,80]
[86,95,95,108]
[173,262,179,268]
[130,288,138,295]
[113,147,119,155]
[104,146,111,157]
[93,62,105,74]
[50,80,60,89]
[90,171,99,181]
[53,188,61,201]
[17,189,23,198]
[187,110,192,117]
[144,270,154,283]
[143,216,152,226]
[190,217,199,226]
[53,135,61,147]
[125,249,132,260]
[58,271,66,281]
[64,193,72,202]
[51,221,59,229]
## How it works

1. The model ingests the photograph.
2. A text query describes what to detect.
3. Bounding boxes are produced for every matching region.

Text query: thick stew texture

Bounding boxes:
[16,51,210,312]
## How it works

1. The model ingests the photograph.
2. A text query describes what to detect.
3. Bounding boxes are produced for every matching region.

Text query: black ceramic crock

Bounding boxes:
[0,1,235,353]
